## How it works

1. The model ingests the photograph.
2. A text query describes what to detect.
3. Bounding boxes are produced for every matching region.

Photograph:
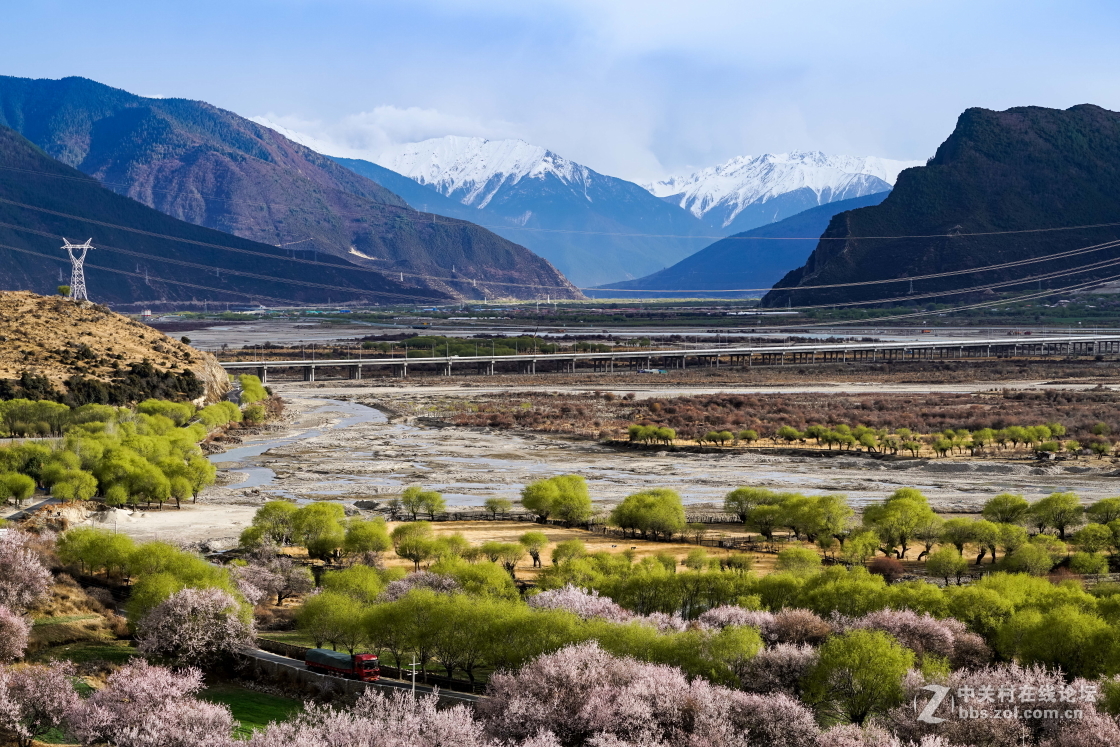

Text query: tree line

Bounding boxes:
[630,418,1113,457]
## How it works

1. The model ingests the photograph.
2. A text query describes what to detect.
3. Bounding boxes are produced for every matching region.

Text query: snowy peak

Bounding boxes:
[646,151,923,227]
[376,136,591,208]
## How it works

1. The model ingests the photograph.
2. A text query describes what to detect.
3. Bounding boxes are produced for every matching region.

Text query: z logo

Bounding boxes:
[916,684,950,724]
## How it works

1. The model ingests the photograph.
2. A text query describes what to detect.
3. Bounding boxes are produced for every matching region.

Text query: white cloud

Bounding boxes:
[251,106,522,162]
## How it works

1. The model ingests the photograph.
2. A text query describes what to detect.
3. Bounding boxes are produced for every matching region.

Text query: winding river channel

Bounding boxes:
[208,393,1120,514]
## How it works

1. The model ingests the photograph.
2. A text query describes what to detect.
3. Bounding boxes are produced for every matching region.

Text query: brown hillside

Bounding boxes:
[0,291,228,403]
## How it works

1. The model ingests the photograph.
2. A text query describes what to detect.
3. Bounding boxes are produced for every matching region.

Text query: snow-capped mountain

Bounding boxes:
[646,151,923,235]
[366,136,710,286]
[378,137,591,209]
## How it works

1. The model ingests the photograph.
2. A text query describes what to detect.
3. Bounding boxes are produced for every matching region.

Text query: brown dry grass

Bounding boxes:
[434,386,1120,451]
[0,291,204,385]
[375,520,781,579]
[27,576,128,652]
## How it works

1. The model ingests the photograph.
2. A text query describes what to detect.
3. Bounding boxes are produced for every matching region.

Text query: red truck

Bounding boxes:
[304,648,380,681]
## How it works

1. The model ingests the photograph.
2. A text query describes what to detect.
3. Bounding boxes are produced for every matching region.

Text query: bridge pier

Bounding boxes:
[256,366,267,384]
[303,366,315,382]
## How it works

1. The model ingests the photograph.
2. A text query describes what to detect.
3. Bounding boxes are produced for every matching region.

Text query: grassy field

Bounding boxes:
[200,682,303,739]
[259,629,317,648]
[29,640,137,666]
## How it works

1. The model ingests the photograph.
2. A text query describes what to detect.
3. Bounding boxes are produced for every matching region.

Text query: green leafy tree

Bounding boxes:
[723,487,773,524]
[1000,544,1055,576]
[609,488,686,540]
[1087,497,1120,525]
[970,519,1001,564]
[242,501,298,547]
[51,470,97,502]
[519,531,548,568]
[1014,605,1114,678]
[292,502,346,560]
[550,539,587,565]
[939,518,975,556]
[520,474,592,525]
[400,486,428,521]
[319,564,389,604]
[1029,492,1084,539]
[1069,552,1108,575]
[483,497,513,519]
[0,473,36,507]
[926,546,969,584]
[390,522,437,570]
[776,425,802,443]
[862,488,937,559]
[775,547,822,575]
[913,514,945,561]
[420,489,445,520]
[997,523,1029,558]
[805,629,915,725]
[343,517,391,561]
[983,493,1030,524]
[1073,523,1113,554]
[238,374,268,404]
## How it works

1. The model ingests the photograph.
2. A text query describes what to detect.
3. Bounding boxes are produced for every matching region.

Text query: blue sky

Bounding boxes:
[4,1,1120,182]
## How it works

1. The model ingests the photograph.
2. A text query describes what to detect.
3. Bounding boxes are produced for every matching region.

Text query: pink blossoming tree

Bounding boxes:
[0,531,51,611]
[0,662,79,747]
[68,660,234,747]
[0,606,31,663]
[136,587,254,666]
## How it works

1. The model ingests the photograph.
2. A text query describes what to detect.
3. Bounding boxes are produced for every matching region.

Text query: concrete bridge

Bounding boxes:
[219,334,1120,382]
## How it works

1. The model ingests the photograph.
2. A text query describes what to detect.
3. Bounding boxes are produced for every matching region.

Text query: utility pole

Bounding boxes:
[62,238,93,301]
[407,654,419,695]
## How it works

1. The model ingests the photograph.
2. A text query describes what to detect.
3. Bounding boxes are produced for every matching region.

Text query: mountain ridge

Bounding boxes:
[646,151,921,235]
[762,105,1120,307]
[0,76,581,301]
[590,191,890,299]
[0,124,424,307]
[366,135,711,286]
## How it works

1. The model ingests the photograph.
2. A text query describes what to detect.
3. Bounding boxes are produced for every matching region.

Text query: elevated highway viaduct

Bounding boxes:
[219,334,1120,383]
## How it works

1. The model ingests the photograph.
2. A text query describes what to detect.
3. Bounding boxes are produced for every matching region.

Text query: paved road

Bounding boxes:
[243,648,481,704]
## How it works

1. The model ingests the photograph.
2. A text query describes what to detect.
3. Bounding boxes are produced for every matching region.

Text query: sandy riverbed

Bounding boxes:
[68,379,1120,547]
[220,385,1120,513]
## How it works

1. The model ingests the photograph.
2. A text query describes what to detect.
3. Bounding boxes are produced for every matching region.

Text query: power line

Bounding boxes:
[5,194,1120,301]
[778,274,1120,330]
[588,238,1120,293]
[0,242,298,305]
[0,223,451,304]
[776,254,1120,311]
[4,237,1114,337]
[0,198,578,294]
[5,161,1120,241]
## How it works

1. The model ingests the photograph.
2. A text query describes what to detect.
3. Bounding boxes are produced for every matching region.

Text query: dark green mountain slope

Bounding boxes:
[763,105,1120,307]
[0,76,579,300]
[591,192,889,298]
[0,126,441,307]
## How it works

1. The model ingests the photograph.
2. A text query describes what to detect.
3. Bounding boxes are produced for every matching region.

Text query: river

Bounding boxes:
[209,392,1120,514]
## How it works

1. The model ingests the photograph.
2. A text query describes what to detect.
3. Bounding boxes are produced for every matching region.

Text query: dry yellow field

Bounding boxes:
[377,520,785,579]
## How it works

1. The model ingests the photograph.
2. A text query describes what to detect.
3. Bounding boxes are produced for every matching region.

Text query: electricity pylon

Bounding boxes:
[62,238,93,301]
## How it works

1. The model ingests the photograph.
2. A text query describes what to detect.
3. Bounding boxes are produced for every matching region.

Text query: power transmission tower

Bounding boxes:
[62,238,93,301]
